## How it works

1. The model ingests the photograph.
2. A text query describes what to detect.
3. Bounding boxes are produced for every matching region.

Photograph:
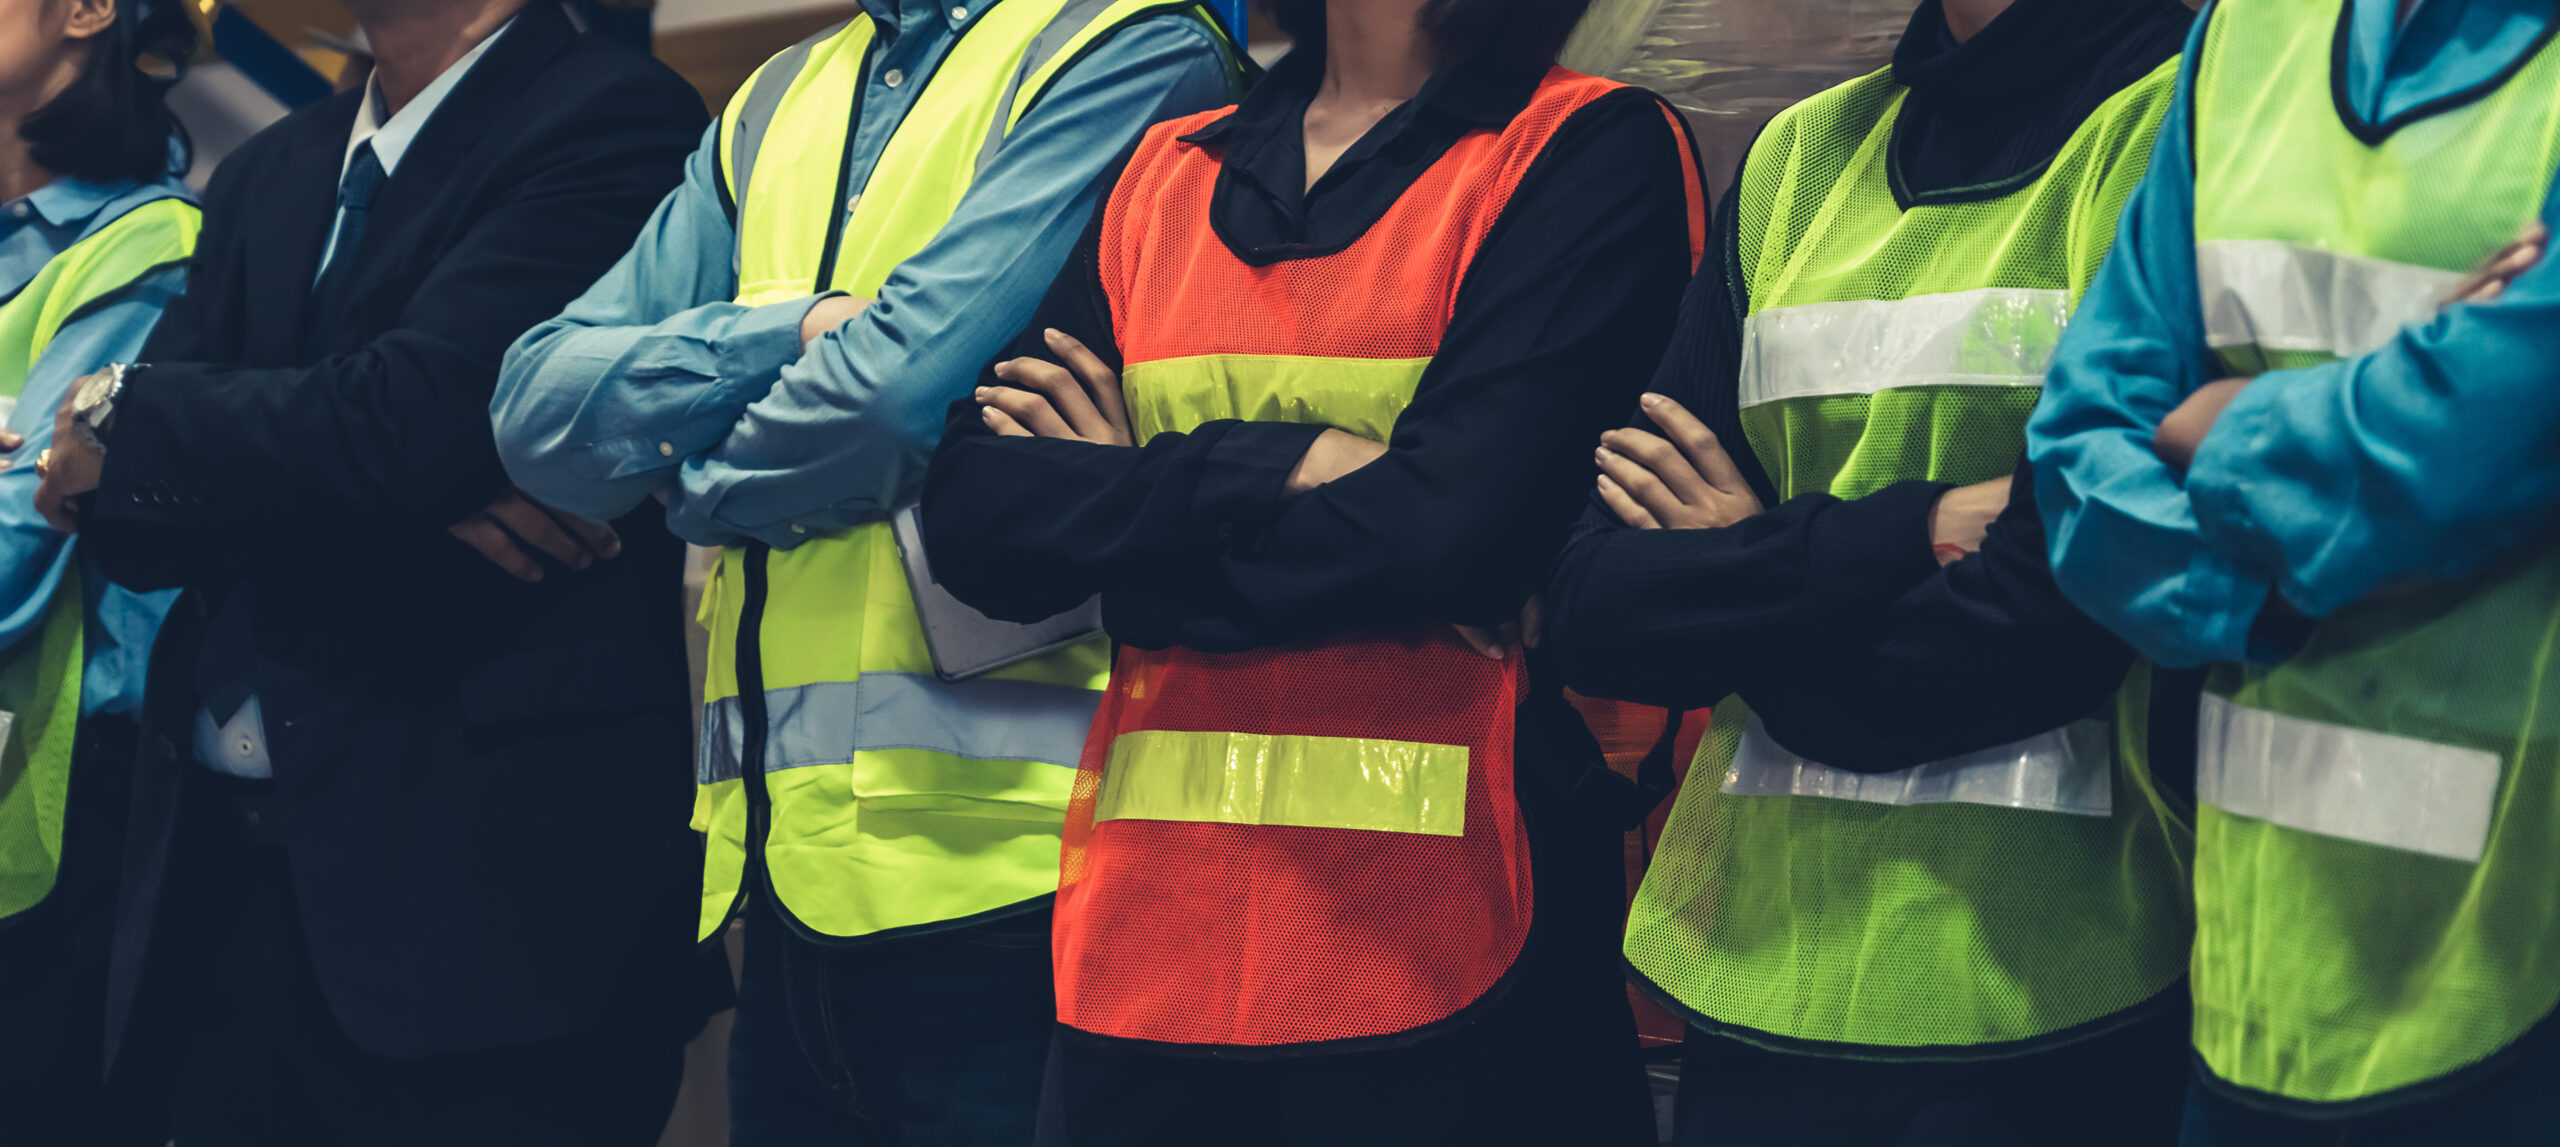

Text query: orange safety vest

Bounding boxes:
[1053,67,1707,1051]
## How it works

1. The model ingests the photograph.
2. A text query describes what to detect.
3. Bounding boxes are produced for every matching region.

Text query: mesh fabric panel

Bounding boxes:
[1056,69,1698,1048]
[2183,0,2560,1102]
[1625,59,2196,1052]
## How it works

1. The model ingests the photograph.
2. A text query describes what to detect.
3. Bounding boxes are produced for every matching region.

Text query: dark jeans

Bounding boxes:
[2177,1020,2559,1147]
[727,893,1059,1147]
[155,770,687,1147]
[1035,792,1654,1147]
[0,717,162,1147]
[1676,992,2193,1147]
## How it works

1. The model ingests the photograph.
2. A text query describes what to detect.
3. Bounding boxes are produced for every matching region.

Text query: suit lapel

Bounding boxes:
[312,3,578,348]
[247,100,357,366]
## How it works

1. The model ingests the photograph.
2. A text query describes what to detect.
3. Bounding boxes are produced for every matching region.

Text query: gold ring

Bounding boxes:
[32,448,50,481]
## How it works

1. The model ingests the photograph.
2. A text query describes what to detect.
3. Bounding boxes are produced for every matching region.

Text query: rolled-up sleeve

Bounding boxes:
[2027,26,2274,669]
[491,123,821,524]
[660,18,1239,548]
[2183,168,2560,618]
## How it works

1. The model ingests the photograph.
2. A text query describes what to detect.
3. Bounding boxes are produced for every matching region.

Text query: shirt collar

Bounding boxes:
[8,177,128,230]
[1181,43,1544,147]
[858,0,983,34]
[344,15,516,180]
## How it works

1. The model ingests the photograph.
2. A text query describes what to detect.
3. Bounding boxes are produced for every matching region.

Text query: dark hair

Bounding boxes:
[1269,0,1594,74]
[22,0,198,185]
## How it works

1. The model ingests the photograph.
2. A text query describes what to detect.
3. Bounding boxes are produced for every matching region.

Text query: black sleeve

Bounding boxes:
[927,91,1703,651]
[1740,459,2138,771]
[1537,151,1950,709]
[84,65,707,591]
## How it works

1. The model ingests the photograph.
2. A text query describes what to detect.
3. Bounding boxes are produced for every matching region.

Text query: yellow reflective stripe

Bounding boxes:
[1094,730,1468,836]
[1122,354,1432,442]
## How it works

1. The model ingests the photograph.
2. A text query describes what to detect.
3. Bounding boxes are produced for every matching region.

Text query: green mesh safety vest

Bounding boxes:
[1623,59,2196,1056]
[2186,0,2560,1109]
[695,0,1248,944]
[0,193,198,922]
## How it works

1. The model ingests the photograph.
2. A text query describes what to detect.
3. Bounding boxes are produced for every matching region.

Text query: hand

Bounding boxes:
[1928,474,2013,563]
[977,329,1134,446]
[2444,223,2548,306]
[448,489,622,583]
[0,428,20,454]
[1283,428,1388,496]
[799,295,874,348]
[1594,393,1764,530]
[2155,377,2251,471]
[1455,596,1543,660]
[32,385,106,532]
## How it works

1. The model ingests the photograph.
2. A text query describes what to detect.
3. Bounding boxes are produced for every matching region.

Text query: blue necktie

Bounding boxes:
[313,140,386,297]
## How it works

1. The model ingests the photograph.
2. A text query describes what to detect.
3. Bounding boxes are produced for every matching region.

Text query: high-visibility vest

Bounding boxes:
[1052,69,1708,1050]
[0,193,199,922]
[697,0,1248,944]
[2186,0,2560,1108]
[1622,58,2196,1056]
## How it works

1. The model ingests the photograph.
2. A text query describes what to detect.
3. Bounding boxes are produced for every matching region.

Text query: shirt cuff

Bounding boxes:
[1804,480,1948,614]
[1190,420,1328,548]
[2184,366,2318,585]
[2175,542,2275,665]
[716,294,830,387]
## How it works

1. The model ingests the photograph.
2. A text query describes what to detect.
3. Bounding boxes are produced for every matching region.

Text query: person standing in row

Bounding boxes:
[1538,0,2200,1143]
[31,1,710,1142]
[0,1,194,1142]
[491,1,1247,1140]
[918,0,1705,1141]
[2030,0,2560,1141]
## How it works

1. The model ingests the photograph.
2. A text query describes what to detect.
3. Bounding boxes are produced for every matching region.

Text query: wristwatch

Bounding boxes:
[70,362,137,452]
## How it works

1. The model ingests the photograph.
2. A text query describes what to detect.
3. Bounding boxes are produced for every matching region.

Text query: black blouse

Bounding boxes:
[921,47,1701,657]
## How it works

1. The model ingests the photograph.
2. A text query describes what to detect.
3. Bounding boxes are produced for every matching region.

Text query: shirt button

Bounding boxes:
[790,524,809,535]
[9,203,27,219]
[950,5,967,18]
[845,194,861,214]
[883,68,904,88]
[658,441,674,457]
[237,737,255,755]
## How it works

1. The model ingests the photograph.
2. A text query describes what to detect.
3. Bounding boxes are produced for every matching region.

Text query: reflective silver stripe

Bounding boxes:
[974,0,1130,173]
[2195,239,2461,359]
[726,19,848,214]
[1737,287,2071,410]
[1722,712,2114,817]
[697,672,1100,785]
[2196,693,2499,863]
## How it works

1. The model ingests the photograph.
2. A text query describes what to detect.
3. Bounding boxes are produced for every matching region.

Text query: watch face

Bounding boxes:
[74,368,115,413]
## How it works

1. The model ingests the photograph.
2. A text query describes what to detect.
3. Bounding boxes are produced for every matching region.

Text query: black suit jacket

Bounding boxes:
[88,3,710,1059]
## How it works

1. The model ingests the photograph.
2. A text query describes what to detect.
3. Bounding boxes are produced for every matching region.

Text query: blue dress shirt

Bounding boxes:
[2028,0,2560,668]
[0,176,191,719]
[491,0,1237,548]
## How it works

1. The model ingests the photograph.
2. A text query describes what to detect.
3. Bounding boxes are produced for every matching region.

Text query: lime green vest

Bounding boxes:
[0,194,198,922]
[1623,60,2196,1055]
[2186,0,2560,1107]
[695,0,1246,943]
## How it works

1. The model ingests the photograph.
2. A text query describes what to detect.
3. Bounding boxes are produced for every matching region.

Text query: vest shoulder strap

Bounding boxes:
[975,0,1249,174]
[718,17,860,224]
[0,195,199,401]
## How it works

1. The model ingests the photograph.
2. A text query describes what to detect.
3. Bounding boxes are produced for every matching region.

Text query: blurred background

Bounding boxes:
[163,2,1910,1143]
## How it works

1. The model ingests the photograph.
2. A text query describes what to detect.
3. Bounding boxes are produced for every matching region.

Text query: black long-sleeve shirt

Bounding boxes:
[922,48,1699,656]
[1540,0,2195,776]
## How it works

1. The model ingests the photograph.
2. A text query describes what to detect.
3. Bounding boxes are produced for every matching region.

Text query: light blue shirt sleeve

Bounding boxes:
[490,121,821,523]
[661,17,1237,548]
[1,266,185,716]
[2183,171,2560,618]
[2027,14,2276,670]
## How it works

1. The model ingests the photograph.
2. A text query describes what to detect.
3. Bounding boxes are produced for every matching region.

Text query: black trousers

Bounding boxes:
[0,716,163,1147]
[726,895,1059,1146]
[1675,991,2193,1147]
[149,770,688,1147]
[1036,793,1655,1147]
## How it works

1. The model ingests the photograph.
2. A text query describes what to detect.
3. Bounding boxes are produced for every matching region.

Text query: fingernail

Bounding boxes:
[1597,447,1616,461]
[1044,328,1063,341]
[975,387,991,398]
[1640,393,1662,408]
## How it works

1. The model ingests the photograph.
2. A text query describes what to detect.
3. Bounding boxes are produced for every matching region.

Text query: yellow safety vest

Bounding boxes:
[1624,59,2195,1056]
[0,193,199,921]
[2187,0,2560,1108]
[696,0,1247,943]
